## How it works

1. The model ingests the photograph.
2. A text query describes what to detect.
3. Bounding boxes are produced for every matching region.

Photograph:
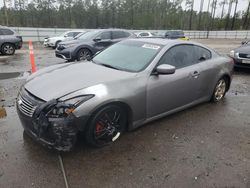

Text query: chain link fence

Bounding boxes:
[10,27,250,42]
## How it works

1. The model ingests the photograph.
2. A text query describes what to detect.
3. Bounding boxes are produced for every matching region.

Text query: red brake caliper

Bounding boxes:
[96,122,104,136]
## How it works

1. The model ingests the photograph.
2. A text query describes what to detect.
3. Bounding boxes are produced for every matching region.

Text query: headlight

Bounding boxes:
[229,50,235,57]
[63,43,76,48]
[48,95,94,117]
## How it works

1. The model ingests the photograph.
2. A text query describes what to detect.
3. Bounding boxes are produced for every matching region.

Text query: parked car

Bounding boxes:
[55,29,134,61]
[17,38,233,151]
[135,31,156,38]
[229,40,250,68]
[155,30,189,40]
[60,31,88,43]
[43,30,85,49]
[0,26,22,55]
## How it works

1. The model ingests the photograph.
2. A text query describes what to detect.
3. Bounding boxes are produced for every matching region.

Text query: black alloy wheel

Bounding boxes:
[85,105,127,147]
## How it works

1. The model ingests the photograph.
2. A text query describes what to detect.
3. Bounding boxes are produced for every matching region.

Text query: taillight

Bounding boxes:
[16,36,23,41]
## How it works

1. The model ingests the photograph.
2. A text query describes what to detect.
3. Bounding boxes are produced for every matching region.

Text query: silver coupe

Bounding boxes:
[16,38,234,151]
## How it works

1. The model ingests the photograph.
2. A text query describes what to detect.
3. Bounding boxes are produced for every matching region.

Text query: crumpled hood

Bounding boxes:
[24,62,135,101]
[235,45,250,54]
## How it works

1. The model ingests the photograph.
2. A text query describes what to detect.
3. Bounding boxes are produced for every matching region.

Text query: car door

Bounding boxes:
[192,45,218,98]
[146,44,204,118]
[93,31,112,51]
[0,29,3,41]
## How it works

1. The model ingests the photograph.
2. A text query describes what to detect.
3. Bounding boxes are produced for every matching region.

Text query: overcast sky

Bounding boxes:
[0,0,248,16]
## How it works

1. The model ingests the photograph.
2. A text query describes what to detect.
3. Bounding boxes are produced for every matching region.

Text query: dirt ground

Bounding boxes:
[0,39,249,188]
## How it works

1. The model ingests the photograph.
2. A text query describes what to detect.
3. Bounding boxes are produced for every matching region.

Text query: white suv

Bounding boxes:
[44,30,85,49]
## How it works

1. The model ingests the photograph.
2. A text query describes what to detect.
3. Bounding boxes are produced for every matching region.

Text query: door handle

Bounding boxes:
[191,71,200,78]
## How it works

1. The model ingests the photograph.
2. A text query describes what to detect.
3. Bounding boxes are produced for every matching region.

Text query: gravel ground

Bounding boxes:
[0,39,249,188]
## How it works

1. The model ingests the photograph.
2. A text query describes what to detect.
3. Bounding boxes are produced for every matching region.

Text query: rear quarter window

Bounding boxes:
[112,31,130,39]
[194,45,212,61]
[1,29,14,35]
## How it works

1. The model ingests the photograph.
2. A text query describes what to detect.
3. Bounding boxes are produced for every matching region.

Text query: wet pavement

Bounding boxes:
[0,40,250,188]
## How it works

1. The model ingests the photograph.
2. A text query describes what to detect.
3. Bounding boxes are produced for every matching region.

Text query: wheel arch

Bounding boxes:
[76,45,94,56]
[83,101,133,132]
[220,74,231,91]
[1,42,15,49]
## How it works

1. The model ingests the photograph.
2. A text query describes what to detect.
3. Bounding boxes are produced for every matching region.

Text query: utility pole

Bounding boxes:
[3,0,9,26]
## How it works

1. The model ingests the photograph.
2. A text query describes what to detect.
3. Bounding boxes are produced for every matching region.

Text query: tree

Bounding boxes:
[243,0,250,29]
[198,0,204,30]
[231,0,238,30]
[225,0,233,30]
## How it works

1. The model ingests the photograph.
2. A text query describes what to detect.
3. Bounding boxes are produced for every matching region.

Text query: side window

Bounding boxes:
[98,31,111,40]
[112,31,127,39]
[158,45,197,69]
[194,46,212,61]
[66,32,74,37]
[123,31,131,38]
[140,33,149,37]
[73,32,81,37]
[2,29,14,35]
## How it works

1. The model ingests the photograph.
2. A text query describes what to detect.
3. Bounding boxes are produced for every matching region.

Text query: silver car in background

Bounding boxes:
[16,39,234,151]
[43,30,86,49]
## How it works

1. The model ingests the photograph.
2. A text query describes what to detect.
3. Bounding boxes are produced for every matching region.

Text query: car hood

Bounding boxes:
[24,62,136,101]
[234,45,250,53]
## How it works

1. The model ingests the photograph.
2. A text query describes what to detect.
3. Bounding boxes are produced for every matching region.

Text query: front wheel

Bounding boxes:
[1,43,15,55]
[76,48,92,61]
[211,77,228,102]
[85,105,127,147]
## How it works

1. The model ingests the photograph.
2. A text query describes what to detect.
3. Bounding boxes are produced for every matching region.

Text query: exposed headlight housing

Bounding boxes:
[47,95,94,117]
[229,50,235,57]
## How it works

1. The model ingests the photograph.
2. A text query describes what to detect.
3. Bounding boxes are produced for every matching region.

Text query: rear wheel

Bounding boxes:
[211,77,228,102]
[1,43,15,55]
[85,105,127,147]
[76,48,92,61]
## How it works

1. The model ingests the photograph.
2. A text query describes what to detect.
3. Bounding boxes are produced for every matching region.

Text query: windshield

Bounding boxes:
[59,32,68,37]
[93,40,162,72]
[74,32,88,39]
[77,30,100,40]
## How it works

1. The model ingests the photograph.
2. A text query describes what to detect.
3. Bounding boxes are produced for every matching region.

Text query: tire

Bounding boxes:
[76,48,92,61]
[85,105,127,147]
[211,77,228,102]
[1,43,15,55]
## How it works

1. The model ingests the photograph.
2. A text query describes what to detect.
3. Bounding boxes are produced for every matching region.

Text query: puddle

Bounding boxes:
[0,72,21,80]
[0,71,30,80]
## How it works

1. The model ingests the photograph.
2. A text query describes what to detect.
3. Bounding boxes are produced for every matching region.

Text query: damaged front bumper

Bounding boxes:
[16,90,89,151]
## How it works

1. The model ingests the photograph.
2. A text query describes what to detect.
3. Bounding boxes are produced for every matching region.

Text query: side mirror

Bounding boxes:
[93,37,102,42]
[241,41,246,45]
[156,64,176,75]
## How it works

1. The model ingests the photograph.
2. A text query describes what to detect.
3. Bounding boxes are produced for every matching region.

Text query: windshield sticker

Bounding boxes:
[142,44,160,50]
